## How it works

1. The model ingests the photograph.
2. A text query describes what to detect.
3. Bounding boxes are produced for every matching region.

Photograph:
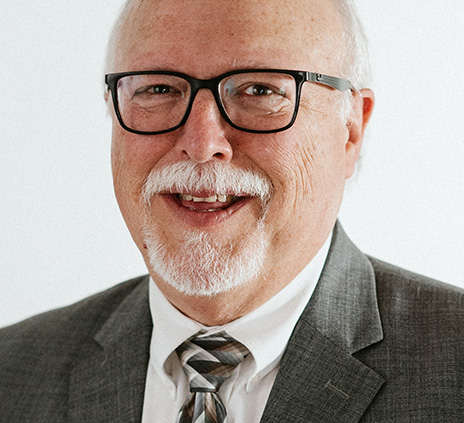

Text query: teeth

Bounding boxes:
[180,194,230,203]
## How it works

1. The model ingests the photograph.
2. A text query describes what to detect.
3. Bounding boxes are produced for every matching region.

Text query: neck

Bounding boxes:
[150,250,312,325]
[154,276,278,326]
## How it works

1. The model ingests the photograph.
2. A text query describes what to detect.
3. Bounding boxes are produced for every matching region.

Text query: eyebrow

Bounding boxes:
[229,60,275,70]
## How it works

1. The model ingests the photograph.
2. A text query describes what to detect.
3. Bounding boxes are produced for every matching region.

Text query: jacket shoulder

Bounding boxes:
[0,275,149,390]
[368,256,464,331]
[0,274,149,340]
[358,258,464,419]
[0,275,149,421]
[369,256,464,306]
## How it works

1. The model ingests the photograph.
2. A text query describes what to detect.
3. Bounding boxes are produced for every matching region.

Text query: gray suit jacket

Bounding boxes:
[1,223,463,422]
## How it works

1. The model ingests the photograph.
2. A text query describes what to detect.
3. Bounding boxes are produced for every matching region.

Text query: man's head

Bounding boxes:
[105,0,374,323]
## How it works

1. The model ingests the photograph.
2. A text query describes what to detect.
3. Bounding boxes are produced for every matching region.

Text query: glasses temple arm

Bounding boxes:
[306,72,352,92]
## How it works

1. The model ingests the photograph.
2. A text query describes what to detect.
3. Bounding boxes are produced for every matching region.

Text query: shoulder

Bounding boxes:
[368,256,464,335]
[358,260,464,417]
[0,274,149,370]
[364,256,463,366]
[0,275,149,419]
[369,256,464,313]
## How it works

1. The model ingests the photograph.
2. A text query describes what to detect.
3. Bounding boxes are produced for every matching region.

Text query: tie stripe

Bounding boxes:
[176,331,249,423]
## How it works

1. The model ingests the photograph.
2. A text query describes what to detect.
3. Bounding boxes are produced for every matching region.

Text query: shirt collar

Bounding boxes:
[149,232,332,385]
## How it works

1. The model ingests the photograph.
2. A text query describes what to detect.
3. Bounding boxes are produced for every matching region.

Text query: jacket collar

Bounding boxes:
[261,222,384,423]
[68,277,152,423]
[302,221,383,354]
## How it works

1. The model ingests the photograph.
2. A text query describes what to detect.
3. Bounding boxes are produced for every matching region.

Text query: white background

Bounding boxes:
[1,1,463,327]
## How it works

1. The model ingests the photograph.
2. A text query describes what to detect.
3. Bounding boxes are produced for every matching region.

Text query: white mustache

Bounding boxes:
[142,161,273,204]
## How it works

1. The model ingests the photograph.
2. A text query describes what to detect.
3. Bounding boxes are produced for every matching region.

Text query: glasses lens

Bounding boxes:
[116,74,191,133]
[220,72,297,131]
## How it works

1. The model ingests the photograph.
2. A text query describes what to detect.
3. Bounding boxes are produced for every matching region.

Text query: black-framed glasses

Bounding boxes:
[105,69,352,135]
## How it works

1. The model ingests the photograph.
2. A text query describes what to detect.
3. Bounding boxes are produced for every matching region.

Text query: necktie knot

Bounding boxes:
[176,331,249,392]
[176,331,249,422]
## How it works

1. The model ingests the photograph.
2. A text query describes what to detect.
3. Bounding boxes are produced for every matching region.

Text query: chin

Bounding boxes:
[143,222,268,297]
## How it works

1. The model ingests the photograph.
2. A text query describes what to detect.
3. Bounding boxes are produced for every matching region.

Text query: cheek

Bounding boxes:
[260,125,320,211]
[112,133,144,205]
[111,128,172,196]
[111,128,173,239]
[255,114,347,229]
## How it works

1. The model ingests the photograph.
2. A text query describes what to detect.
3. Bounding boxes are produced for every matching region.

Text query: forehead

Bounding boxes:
[114,0,344,75]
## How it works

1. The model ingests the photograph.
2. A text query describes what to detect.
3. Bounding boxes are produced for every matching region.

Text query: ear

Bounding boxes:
[104,86,115,117]
[104,86,111,103]
[345,88,375,178]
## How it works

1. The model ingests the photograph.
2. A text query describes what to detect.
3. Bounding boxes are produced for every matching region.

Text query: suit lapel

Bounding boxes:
[68,277,152,423]
[261,223,385,423]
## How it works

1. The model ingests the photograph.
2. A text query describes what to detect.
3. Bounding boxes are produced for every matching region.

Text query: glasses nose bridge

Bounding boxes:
[189,76,223,113]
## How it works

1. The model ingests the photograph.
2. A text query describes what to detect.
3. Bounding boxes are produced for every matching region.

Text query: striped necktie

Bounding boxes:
[176,331,249,423]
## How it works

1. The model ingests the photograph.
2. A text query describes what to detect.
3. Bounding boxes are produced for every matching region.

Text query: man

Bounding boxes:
[1,0,463,422]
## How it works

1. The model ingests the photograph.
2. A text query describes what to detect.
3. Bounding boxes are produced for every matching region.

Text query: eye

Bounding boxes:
[135,84,173,95]
[249,85,274,96]
[152,85,172,94]
[242,84,286,99]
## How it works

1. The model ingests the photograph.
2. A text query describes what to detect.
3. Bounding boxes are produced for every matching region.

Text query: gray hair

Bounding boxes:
[330,0,371,123]
[333,0,371,89]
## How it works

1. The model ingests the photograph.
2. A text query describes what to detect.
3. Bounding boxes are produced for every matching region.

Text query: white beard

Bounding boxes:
[144,221,268,297]
[141,161,273,297]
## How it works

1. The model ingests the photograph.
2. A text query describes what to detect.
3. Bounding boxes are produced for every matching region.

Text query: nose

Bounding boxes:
[174,90,233,163]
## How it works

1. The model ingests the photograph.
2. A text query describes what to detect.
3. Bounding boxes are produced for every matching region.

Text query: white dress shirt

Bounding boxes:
[141,234,331,423]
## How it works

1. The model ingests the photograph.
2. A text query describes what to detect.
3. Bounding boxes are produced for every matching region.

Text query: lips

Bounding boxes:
[176,192,241,212]
[156,190,251,227]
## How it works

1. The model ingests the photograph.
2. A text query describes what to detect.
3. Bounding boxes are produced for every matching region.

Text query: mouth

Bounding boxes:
[175,192,244,212]
[155,190,253,228]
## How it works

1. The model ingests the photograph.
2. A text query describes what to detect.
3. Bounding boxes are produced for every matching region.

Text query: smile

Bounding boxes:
[176,193,241,212]
[178,193,235,203]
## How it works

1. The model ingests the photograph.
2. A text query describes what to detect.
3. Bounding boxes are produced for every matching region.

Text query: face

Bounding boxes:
[108,0,372,305]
